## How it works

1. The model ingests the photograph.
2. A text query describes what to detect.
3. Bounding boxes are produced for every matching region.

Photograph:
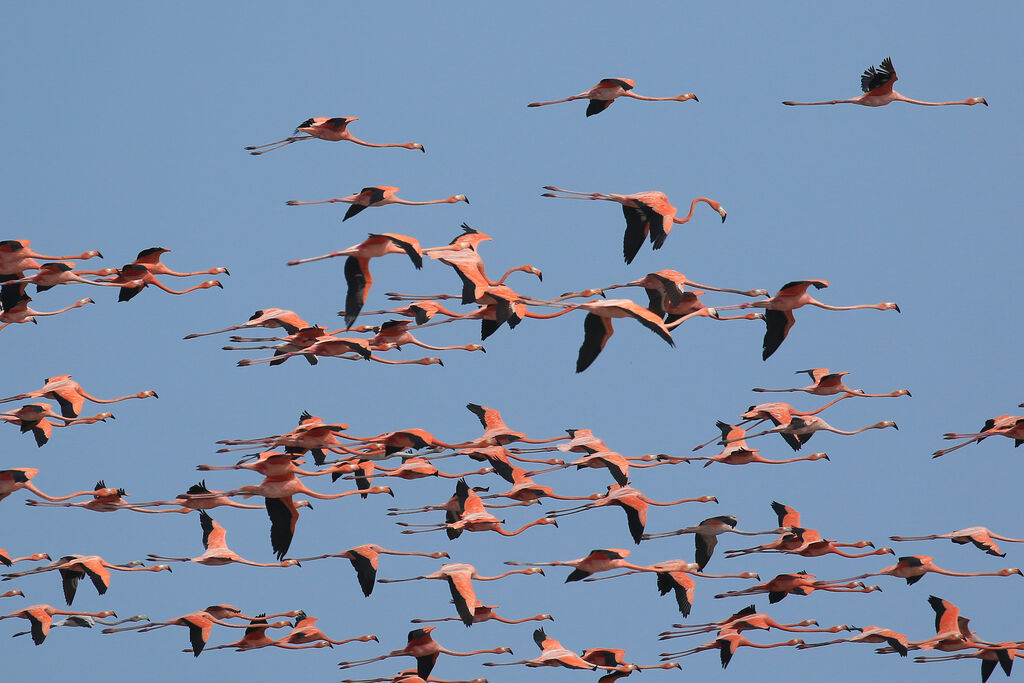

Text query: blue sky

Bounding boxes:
[2,2,1021,680]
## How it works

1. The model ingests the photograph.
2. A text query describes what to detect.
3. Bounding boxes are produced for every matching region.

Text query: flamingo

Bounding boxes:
[797,625,911,657]
[0,375,157,418]
[398,506,557,538]
[726,527,895,560]
[541,187,726,264]
[2,554,170,604]
[293,545,449,597]
[782,57,987,107]
[378,561,545,626]
[0,550,49,567]
[914,643,1018,682]
[24,479,145,512]
[412,604,553,627]
[146,511,302,568]
[478,468,602,505]
[0,240,101,273]
[337,625,512,678]
[483,627,603,670]
[545,483,718,544]
[92,264,222,302]
[184,308,311,339]
[528,78,697,116]
[690,396,851,452]
[246,116,424,155]
[430,249,542,305]
[287,233,424,329]
[463,403,568,448]
[367,321,484,354]
[0,468,105,503]
[752,368,910,398]
[278,611,378,647]
[130,480,311,515]
[680,422,832,466]
[286,186,468,221]
[0,262,128,295]
[340,673,487,683]
[504,548,656,582]
[0,296,94,331]
[712,280,899,360]
[885,595,982,655]
[527,450,665,486]
[712,571,882,603]
[102,605,299,657]
[659,630,805,668]
[524,298,675,373]
[366,457,493,481]
[660,604,858,638]
[933,414,1024,458]
[0,604,117,645]
[130,247,228,278]
[889,526,1024,558]
[838,555,1023,585]
[181,614,310,653]
[642,515,792,570]
[567,270,766,316]
[11,613,147,638]
[727,415,899,451]
[348,300,472,326]
[583,560,759,617]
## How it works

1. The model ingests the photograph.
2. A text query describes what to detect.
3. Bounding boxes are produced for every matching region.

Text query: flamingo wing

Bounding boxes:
[28,612,49,645]
[343,257,371,328]
[695,533,718,571]
[621,205,654,264]
[657,571,694,617]
[381,234,424,269]
[59,567,82,604]
[762,309,796,361]
[347,551,377,597]
[264,497,298,560]
[861,57,897,95]
[576,313,614,373]
[48,389,81,418]
[598,78,634,91]
[586,99,615,117]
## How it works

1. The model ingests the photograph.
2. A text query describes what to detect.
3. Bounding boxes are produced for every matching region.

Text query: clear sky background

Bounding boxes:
[2,2,1021,681]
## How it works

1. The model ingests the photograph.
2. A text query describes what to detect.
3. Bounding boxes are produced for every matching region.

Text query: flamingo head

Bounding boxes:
[676,93,699,103]
[452,195,470,204]
[968,97,988,106]
[408,143,426,152]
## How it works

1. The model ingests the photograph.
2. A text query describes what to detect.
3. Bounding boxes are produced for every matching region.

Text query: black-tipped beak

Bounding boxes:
[480,348,486,353]
[420,146,426,153]
[223,269,230,276]
[96,252,104,258]
[387,489,395,497]
[437,359,444,367]
[307,502,314,510]
[215,282,224,289]
[152,392,159,399]
[905,391,912,397]
[892,423,899,430]
[166,567,173,573]
[893,304,901,313]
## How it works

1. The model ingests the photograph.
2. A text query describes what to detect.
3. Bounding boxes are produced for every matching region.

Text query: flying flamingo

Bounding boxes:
[661,604,858,638]
[523,297,675,373]
[933,414,1024,458]
[483,627,605,670]
[713,571,882,603]
[286,186,468,221]
[1,590,24,598]
[882,595,981,655]
[541,187,726,264]
[528,78,697,116]
[287,233,424,328]
[545,483,718,544]
[0,296,94,331]
[728,528,895,560]
[0,604,117,645]
[463,403,569,448]
[753,368,911,398]
[378,561,545,627]
[340,673,488,683]
[0,240,101,273]
[0,550,49,567]
[0,410,110,448]
[24,479,144,513]
[782,57,987,107]
[130,247,229,278]
[0,468,106,503]
[580,647,683,675]
[583,560,759,617]
[293,545,449,597]
[181,614,314,653]
[430,249,542,304]
[565,269,766,317]
[643,515,792,570]
[10,613,147,638]
[411,604,553,627]
[1,554,171,604]
[102,604,299,656]
[837,555,1023,585]
[914,643,1018,682]
[367,321,485,354]
[397,506,558,538]
[889,526,1024,558]
[337,625,512,678]
[363,457,493,481]
[504,548,657,582]
[455,445,564,484]
[690,396,851,451]
[726,415,899,451]
[712,280,900,360]
[184,308,311,339]
[659,630,805,669]
[146,511,302,568]
[278,611,378,648]
[478,468,603,506]
[130,480,312,515]
[797,625,911,657]
[348,300,472,326]
[680,421,832,466]
[0,262,129,296]
[0,375,157,418]
[246,116,425,155]
[526,450,665,486]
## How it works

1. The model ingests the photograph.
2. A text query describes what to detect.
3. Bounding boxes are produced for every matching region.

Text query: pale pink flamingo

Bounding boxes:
[411,604,553,627]
[642,515,791,571]
[184,307,310,339]
[146,512,302,568]
[130,247,228,277]
[783,57,987,107]
[713,571,882,602]
[661,604,857,638]
[367,320,484,354]
[0,296,94,331]
[0,374,156,418]
[0,240,101,274]
[93,263,221,302]
[278,611,378,647]
[528,78,697,116]
[726,414,898,451]
[1,554,170,604]
[753,368,910,398]
[504,548,655,582]
[797,625,911,657]
[690,396,851,451]
[0,550,49,567]
[541,187,726,264]
[0,468,103,503]
[680,422,831,466]
[294,545,449,597]
[890,526,1024,558]
[181,614,312,653]
[712,280,899,360]
[483,627,609,670]
[246,116,424,155]
[337,625,512,678]
[659,630,805,668]
[287,186,468,221]
[933,414,1024,458]
[838,555,1023,585]
[0,604,116,645]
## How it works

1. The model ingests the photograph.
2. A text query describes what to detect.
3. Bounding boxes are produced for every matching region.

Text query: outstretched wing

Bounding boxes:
[861,57,897,94]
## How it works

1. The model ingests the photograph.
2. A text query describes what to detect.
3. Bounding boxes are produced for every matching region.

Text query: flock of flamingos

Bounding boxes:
[1,58,1021,683]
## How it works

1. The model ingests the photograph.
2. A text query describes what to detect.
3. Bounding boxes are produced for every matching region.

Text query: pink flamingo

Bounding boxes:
[246,116,424,155]
[753,368,910,398]
[528,78,697,116]
[286,186,468,221]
